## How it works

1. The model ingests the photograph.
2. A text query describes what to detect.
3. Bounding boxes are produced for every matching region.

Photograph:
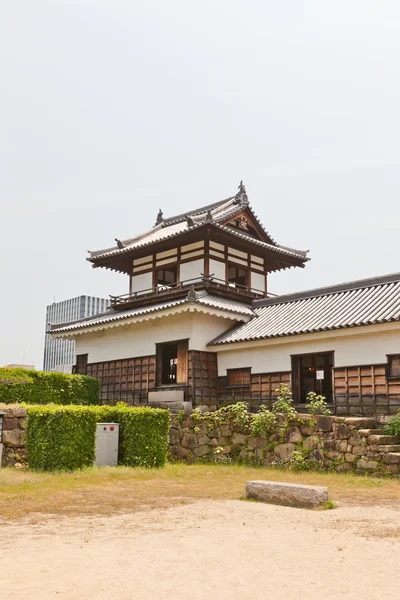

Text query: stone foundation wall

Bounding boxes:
[0,406,28,466]
[169,414,400,477]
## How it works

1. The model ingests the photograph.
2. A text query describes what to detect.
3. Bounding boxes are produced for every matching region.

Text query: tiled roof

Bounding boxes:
[88,184,308,262]
[50,292,253,335]
[210,273,400,345]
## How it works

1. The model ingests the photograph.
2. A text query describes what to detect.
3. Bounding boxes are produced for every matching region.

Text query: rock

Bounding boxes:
[193,444,210,457]
[181,433,198,450]
[335,424,351,439]
[383,453,400,465]
[3,418,18,430]
[220,426,232,436]
[357,459,378,471]
[345,418,377,429]
[300,424,315,436]
[316,416,335,432]
[2,429,26,447]
[345,453,356,463]
[172,446,191,459]
[336,440,348,453]
[274,443,295,462]
[382,464,399,474]
[310,449,324,463]
[285,427,302,443]
[169,428,181,445]
[247,437,258,449]
[207,429,219,438]
[348,437,360,446]
[232,432,247,445]
[303,436,320,451]
[210,438,220,447]
[335,463,353,473]
[325,451,341,460]
[246,480,329,509]
[198,434,210,446]
[352,446,365,456]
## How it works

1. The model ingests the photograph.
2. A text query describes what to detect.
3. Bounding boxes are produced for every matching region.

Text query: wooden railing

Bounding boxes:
[110,275,271,309]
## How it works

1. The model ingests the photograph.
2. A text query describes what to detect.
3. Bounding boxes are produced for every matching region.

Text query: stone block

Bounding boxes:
[336,440,348,453]
[325,451,341,460]
[274,443,295,462]
[310,449,324,463]
[171,445,191,459]
[220,426,232,436]
[316,416,335,432]
[344,418,377,429]
[352,446,366,456]
[169,428,181,445]
[3,418,18,430]
[247,437,258,449]
[300,424,315,436]
[193,444,210,457]
[232,432,247,445]
[357,459,378,471]
[335,423,351,439]
[382,464,399,474]
[197,434,210,446]
[207,429,219,438]
[181,433,198,450]
[303,436,320,451]
[285,427,302,443]
[2,429,26,447]
[210,438,219,447]
[348,437,360,446]
[368,435,399,446]
[345,453,356,463]
[383,453,400,465]
[335,463,353,473]
[246,480,329,509]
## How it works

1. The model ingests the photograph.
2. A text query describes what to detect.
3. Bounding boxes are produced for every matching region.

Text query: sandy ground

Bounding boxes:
[1,500,399,600]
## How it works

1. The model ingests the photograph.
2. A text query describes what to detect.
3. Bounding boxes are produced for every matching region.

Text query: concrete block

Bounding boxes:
[246,480,329,509]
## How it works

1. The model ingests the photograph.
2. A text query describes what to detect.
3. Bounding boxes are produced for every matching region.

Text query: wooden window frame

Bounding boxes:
[75,353,88,375]
[156,339,189,387]
[226,262,250,289]
[154,263,179,288]
[387,354,400,380]
[227,367,251,388]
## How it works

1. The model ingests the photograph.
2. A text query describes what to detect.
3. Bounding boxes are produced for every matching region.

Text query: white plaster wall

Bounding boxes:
[217,326,400,375]
[251,272,265,293]
[75,311,236,363]
[209,259,225,282]
[180,259,204,282]
[131,272,153,293]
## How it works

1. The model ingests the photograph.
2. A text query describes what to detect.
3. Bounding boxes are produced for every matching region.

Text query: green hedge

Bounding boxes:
[27,405,170,471]
[0,367,100,405]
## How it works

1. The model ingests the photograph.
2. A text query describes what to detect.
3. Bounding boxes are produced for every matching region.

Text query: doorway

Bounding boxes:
[156,340,188,386]
[291,352,334,404]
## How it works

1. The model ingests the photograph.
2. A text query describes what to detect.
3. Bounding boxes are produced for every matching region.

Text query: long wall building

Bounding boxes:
[44,296,109,372]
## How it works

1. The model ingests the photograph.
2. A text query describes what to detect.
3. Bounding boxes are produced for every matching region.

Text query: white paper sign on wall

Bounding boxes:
[316,370,324,380]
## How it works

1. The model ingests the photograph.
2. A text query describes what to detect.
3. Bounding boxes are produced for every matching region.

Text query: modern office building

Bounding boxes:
[44,296,109,372]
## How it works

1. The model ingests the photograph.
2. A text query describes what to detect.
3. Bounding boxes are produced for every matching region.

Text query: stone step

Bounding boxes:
[367,435,399,445]
[358,429,387,437]
[377,445,400,453]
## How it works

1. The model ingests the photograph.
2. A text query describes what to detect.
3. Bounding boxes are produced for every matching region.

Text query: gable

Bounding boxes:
[222,208,275,244]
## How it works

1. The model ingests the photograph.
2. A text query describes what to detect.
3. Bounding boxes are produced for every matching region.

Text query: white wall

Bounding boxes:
[251,271,265,293]
[217,326,400,375]
[131,272,153,293]
[75,311,236,363]
[209,259,225,282]
[180,259,204,282]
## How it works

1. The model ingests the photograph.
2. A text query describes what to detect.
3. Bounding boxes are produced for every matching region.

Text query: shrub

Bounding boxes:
[27,405,170,471]
[386,411,400,438]
[305,391,331,416]
[0,367,100,405]
[272,384,297,421]
[250,405,277,437]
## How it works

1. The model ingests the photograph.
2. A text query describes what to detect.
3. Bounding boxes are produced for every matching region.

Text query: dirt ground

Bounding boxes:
[1,499,399,600]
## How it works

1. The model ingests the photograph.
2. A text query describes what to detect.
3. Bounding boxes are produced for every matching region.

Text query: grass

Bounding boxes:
[0,463,399,521]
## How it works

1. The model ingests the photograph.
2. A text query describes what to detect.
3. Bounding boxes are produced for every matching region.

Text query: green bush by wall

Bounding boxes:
[0,367,100,405]
[27,405,170,471]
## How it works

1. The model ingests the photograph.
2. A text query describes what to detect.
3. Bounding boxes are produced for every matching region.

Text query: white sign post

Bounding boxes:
[316,370,324,380]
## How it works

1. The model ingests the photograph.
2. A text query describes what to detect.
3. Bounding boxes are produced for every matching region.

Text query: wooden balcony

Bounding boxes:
[109,276,269,311]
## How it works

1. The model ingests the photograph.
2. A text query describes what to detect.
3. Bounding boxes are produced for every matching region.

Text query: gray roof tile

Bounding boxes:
[210,273,400,345]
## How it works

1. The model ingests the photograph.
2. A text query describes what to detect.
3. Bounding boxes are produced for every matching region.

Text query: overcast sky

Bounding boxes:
[1,1,399,368]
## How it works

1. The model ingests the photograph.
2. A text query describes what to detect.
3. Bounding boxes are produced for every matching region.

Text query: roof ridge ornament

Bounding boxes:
[115,238,124,249]
[185,215,195,227]
[205,209,213,223]
[155,209,164,226]
[234,180,248,205]
[187,285,196,302]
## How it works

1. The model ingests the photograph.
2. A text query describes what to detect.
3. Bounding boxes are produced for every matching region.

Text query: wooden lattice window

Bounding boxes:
[227,368,251,387]
[75,354,88,375]
[387,355,400,379]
